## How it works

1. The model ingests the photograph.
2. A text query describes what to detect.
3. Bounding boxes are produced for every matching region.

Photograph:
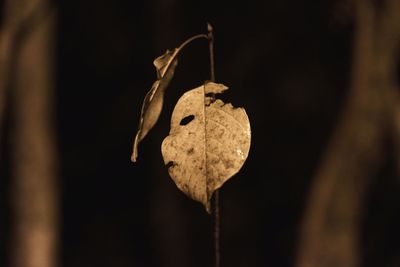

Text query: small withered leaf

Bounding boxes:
[131,49,178,162]
[161,82,251,212]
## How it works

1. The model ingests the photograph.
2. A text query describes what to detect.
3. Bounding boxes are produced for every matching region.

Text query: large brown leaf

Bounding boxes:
[161,82,251,212]
[131,49,178,162]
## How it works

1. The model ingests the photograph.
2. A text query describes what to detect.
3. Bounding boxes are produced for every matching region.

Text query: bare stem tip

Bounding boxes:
[207,22,213,36]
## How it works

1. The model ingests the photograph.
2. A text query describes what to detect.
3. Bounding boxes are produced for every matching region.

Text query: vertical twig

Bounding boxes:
[207,22,220,267]
[214,190,220,267]
[208,23,216,83]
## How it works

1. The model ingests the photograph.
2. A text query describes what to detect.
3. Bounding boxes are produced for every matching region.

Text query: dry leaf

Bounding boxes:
[131,49,178,162]
[161,82,251,212]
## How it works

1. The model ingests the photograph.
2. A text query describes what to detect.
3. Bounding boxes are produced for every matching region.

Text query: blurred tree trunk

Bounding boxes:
[0,0,59,266]
[0,0,13,149]
[0,39,7,146]
[296,1,400,267]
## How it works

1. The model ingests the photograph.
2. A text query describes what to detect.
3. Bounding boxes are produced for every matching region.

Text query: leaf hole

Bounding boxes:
[205,93,216,106]
[165,161,175,169]
[205,92,216,99]
[180,115,195,125]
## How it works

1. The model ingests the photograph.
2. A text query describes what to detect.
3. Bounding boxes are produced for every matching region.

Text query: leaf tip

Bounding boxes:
[131,135,140,163]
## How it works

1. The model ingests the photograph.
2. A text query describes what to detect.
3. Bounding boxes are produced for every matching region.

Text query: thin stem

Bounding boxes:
[208,23,215,82]
[177,33,208,52]
[207,22,220,267]
[160,33,208,78]
[214,190,220,267]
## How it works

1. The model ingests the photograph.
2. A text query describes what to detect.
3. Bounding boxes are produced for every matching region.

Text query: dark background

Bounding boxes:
[1,0,400,266]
